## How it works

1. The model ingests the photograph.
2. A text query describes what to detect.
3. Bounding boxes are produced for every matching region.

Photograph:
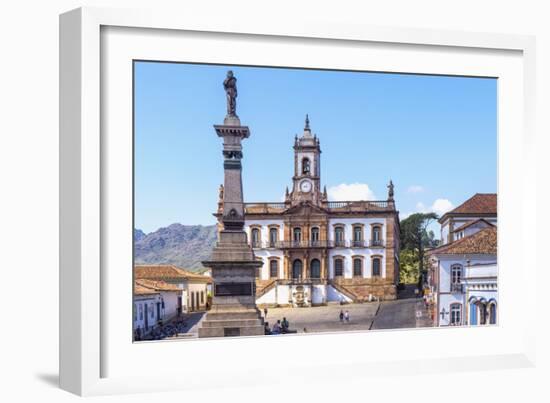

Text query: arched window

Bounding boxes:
[353,226,363,247]
[311,227,320,244]
[334,226,345,247]
[292,259,303,279]
[479,303,487,325]
[489,303,497,325]
[310,259,321,278]
[302,157,310,174]
[269,227,278,247]
[269,259,279,278]
[353,258,363,277]
[450,303,462,326]
[451,264,463,292]
[371,225,382,246]
[293,227,302,244]
[334,258,344,277]
[201,291,204,303]
[251,227,261,248]
[372,257,381,276]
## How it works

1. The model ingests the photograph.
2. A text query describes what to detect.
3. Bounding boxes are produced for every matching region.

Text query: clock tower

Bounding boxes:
[288,115,325,206]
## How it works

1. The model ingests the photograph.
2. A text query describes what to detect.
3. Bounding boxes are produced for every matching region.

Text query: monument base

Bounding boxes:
[198,230,264,338]
[198,309,264,338]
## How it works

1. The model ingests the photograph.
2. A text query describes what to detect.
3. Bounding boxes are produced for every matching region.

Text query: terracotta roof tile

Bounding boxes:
[452,218,495,233]
[428,227,497,255]
[134,264,212,283]
[134,283,159,296]
[135,278,181,292]
[448,193,497,215]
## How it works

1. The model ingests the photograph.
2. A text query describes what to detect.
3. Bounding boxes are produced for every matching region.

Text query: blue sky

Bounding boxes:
[134,62,496,235]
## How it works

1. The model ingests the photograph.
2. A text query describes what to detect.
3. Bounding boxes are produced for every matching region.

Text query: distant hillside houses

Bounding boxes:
[426,193,497,327]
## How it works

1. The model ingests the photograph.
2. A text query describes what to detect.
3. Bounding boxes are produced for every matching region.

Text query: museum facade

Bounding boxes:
[216,116,401,307]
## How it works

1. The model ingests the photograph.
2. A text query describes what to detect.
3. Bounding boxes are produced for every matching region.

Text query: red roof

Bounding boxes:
[452,218,495,233]
[449,193,497,215]
[135,265,212,283]
[135,279,181,292]
[439,193,497,223]
[428,227,497,255]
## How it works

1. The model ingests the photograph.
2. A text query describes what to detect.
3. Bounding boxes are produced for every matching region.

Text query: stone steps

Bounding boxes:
[201,319,263,328]
[198,324,265,338]
[205,312,262,321]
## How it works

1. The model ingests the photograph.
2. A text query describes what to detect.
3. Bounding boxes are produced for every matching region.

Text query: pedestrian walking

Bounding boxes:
[344,310,350,323]
[264,307,268,318]
[339,310,344,322]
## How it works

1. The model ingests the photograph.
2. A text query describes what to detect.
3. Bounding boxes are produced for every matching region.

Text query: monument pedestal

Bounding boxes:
[198,231,264,338]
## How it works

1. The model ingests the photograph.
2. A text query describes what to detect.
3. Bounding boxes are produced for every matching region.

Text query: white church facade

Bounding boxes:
[216,116,400,307]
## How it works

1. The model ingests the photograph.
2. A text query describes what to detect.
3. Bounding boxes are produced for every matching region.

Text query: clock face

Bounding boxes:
[300,180,312,193]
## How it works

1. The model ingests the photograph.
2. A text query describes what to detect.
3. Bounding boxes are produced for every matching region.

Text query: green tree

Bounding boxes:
[399,249,420,284]
[399,212,438,288]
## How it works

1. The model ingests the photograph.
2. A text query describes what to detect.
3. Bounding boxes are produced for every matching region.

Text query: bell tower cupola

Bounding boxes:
[290,115,322,205]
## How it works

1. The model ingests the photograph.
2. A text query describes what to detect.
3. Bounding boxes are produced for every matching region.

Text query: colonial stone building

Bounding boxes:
[216,116,400,306]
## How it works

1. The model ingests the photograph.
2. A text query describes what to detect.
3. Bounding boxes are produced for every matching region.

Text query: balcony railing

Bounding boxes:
[244,202,287,214]
[275,240,332,248]
[369,239,385,247]
[350,240,367,248]
[333,240,346,247]
[326,200,391,211]
[244,200,394,214]
[252,240,384,249]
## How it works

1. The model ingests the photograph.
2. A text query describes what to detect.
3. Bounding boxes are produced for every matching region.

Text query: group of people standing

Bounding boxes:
[339,310,350,323]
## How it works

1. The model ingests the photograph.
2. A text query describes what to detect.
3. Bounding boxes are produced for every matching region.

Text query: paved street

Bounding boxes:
[168,285,433,339]
[263,302,380,334]
[370,298,417,330]
[263,296,433,334]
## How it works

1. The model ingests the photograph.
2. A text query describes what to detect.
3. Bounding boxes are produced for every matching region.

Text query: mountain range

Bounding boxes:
[134,223,218,271]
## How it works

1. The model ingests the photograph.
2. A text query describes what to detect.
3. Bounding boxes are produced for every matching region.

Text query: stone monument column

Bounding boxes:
[198,71,264,338]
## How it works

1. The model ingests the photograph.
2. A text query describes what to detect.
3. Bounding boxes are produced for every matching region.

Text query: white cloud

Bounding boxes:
[431,198,454,216]
[327,183,376,201]
[407,185,424,193]
[410,199,454,217]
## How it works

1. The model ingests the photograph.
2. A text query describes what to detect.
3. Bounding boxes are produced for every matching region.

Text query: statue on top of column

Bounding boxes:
[223,70,238,118]
[387,179,394,201]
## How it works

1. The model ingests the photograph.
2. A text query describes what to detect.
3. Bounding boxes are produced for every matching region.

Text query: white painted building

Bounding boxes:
[133,279,182,339]
[427,193,498,326]
[218,117,400,307]
[134,264,212,313]
[438,193,497,245]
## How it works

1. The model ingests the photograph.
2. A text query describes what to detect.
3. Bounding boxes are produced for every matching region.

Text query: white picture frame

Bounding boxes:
[60,6,537,396]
